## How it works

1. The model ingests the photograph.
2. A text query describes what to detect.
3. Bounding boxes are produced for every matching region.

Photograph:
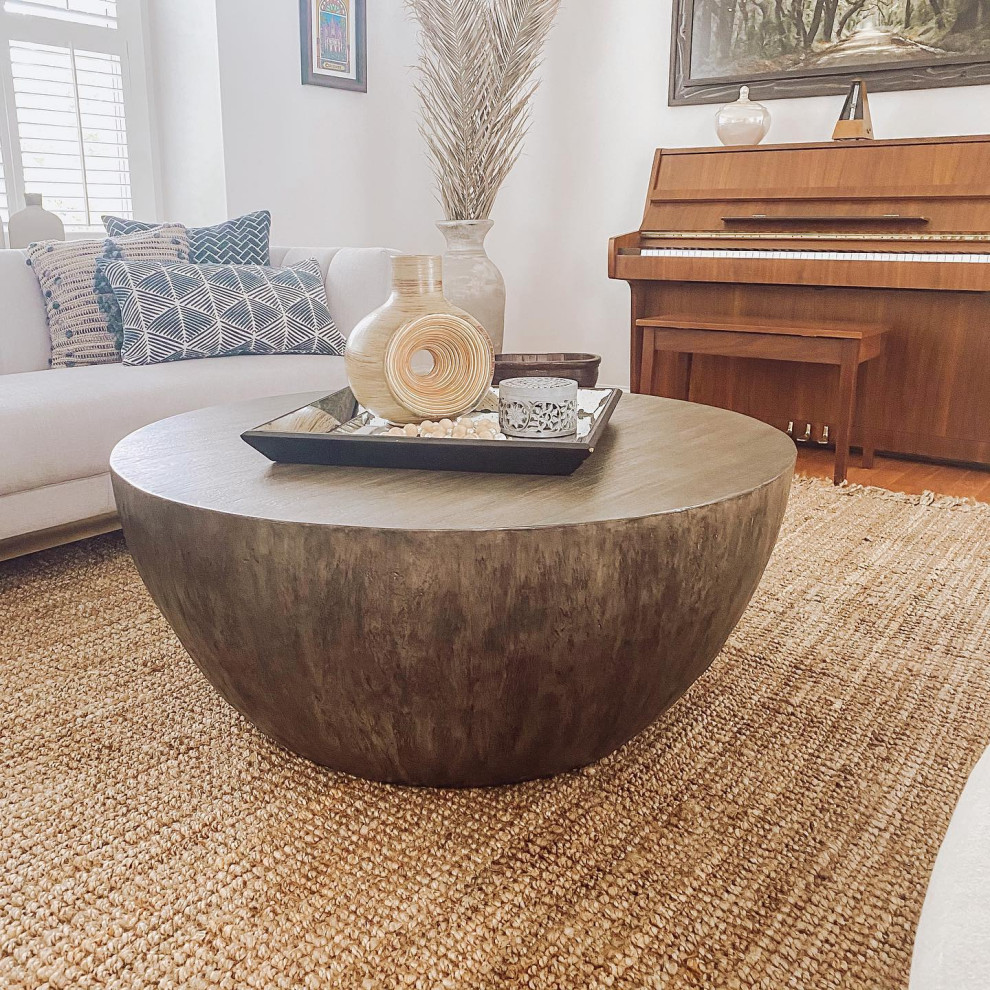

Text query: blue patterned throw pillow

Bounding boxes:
[102,258,346,366]
[94,227,191,352]
[101,210,271,265]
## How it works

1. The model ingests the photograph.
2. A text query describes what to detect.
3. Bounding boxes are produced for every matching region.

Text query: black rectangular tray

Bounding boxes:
[242,386,622,476]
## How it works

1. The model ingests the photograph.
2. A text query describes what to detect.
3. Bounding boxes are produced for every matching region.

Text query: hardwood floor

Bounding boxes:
[796,444,990,500]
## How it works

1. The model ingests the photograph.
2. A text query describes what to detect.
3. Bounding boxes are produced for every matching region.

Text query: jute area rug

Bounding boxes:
[2,477,990,990]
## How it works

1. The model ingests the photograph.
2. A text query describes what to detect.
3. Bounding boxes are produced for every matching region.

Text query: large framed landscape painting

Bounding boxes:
[300,0,367,92]
[670,0,990,103]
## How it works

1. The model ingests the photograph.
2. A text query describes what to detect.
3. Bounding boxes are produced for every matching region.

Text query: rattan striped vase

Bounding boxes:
[345,255,495,425]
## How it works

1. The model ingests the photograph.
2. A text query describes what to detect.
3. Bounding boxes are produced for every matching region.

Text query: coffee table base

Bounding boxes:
[113,473,790,788]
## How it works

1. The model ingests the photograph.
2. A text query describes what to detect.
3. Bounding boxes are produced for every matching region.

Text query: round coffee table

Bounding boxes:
[111,392,795,787]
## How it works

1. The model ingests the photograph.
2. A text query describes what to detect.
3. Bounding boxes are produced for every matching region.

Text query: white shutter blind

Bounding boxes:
[0,145,8,221]
[9,38,131,229]
[0,0,154,231]
[4,0,117,30]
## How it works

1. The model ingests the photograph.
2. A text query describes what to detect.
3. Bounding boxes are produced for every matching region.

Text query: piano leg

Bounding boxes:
[833,341,861,486]
[639,328,655,395]
[673,352,693,402]
[860,358,879,471]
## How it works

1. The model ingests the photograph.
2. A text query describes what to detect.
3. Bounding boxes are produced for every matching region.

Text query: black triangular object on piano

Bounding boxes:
[833,79,874,140]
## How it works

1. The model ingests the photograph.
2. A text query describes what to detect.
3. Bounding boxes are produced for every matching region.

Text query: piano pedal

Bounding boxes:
[788,421,833,445]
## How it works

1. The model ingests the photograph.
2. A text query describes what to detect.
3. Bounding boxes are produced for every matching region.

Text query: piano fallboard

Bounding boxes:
[608,136,990,468]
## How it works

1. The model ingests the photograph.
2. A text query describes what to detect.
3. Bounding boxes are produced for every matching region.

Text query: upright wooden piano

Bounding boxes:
[609,135,990,467]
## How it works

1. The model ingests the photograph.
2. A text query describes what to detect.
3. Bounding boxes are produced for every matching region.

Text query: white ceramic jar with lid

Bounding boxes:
[498,377,578,439]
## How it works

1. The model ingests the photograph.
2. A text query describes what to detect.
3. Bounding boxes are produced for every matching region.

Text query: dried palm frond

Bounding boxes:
[406,0,562,221]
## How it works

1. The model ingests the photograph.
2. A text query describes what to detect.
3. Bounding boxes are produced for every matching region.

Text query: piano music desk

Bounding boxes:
[637,315,889,485]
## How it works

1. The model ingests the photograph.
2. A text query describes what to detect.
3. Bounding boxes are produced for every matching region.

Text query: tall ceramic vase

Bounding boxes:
[437,220,506,354]
[345,254,494,425]
[8,193,64,248]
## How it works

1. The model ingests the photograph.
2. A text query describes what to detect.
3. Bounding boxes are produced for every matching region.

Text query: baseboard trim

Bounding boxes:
[0,513,121,563]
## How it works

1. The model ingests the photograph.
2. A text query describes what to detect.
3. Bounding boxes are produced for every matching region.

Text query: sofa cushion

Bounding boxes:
[25,225,190,368]
[103,210,272,266]
[0,355,348,497]
[103,258,346,366]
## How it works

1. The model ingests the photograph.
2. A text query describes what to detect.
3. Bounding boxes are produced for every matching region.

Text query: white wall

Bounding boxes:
[215,0,431,249]
[213,0,990,385]
[147,0,228,225]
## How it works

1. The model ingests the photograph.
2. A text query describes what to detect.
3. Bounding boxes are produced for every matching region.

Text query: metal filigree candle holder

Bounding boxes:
[498,377,578,439]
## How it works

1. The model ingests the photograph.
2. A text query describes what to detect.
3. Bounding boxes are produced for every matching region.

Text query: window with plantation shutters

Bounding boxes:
[4,1,118,30]
[10,40,132,229]
[0,144,8,220]
[0,0,155,233]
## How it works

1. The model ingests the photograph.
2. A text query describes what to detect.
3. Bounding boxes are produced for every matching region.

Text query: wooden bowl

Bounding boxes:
[493,352,601,388]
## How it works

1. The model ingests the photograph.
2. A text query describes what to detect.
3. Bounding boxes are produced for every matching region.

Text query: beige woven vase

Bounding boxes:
[345,255,495,425]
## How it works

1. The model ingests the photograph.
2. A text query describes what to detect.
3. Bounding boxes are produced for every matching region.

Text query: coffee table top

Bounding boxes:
[110,391,796,532]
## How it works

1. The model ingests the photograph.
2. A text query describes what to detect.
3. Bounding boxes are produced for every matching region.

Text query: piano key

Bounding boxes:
[632,247,990,264]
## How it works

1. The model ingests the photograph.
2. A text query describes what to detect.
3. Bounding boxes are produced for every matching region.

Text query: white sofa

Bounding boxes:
[910,745,990,990]
[0,245,393,559]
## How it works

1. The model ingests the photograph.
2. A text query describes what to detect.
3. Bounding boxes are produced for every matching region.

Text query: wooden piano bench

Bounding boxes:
[636,316,890,486]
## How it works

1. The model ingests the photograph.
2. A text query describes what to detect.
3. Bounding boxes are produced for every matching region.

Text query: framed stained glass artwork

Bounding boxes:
[300,0,367,92]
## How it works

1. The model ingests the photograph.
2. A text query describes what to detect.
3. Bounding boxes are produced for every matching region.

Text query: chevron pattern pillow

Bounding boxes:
[101,210,271,265]
[102,258,346,366]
